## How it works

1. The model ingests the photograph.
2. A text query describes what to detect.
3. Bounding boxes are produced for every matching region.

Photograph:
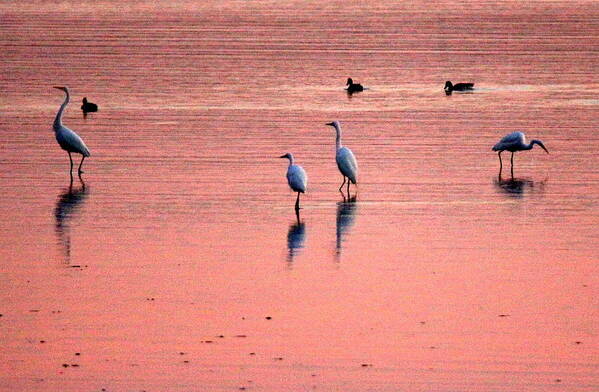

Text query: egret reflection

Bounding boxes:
[54,177,88,264]
[336,195,357,259]
[287,209,306,262]
[494,175,544,198]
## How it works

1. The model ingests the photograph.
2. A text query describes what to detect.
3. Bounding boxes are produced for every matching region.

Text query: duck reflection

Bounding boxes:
[336,195,357,259]
[494,175,540,198]
[287,209,306,262]
[54,177,88,264]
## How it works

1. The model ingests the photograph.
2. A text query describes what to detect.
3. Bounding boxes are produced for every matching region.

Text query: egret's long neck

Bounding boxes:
[287,156,294,166]
[335,125,342,150]
[53,90,69,131]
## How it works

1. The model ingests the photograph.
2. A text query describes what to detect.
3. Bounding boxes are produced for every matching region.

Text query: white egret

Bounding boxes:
[280,153,307,210]
[53,86,91,175]
[326,121,358,194]
[444,80,474,95]
[492,131,548,176]
[81,97,98,113]
[346,78,364,93]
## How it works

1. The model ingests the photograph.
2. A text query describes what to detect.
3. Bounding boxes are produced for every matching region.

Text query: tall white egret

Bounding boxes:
[280,153,307,210]
[53,86,91,176]
[346,78,364,93]
[444,80,474,95]
[326,121,358,194]
[492,131,548,176]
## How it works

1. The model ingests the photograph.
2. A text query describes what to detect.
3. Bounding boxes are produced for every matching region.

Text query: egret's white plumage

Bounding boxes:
[492,131,548,175]
[53,86,91,175]
[280,152,307,210]
[326,121,358,193]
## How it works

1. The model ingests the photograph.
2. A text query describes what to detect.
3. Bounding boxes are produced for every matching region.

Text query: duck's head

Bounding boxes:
[346,78,353,86]
[444,81,453,91]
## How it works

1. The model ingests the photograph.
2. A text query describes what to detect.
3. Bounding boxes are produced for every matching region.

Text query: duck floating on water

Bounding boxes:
[444,80,474,95]
[345,78,364,93]
[81,97,98,113]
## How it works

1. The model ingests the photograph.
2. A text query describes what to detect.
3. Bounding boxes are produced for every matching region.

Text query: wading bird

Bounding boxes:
[492,131,548,176]
[345,78,364,93]
[53,86,91,176]
[81,97,98,113]
[444,80,474,95]
[280,153,307,211]
[326,121,358,194]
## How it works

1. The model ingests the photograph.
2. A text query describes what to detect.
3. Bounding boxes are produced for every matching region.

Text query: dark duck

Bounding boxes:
[81,97,98,113]
[444,80,474,95]
[345,78,364,93]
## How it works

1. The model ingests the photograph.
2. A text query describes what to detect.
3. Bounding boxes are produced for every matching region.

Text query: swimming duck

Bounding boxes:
[444,81,474,95]
[81,97,98,113]
[346,78,364,93]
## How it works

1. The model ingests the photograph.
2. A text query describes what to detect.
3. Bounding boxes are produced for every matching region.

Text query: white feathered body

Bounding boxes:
[53,86,91,157]
[336,146,358,184]
[55,125,91,157]
[492,131,527,152]
[286,164,307,193]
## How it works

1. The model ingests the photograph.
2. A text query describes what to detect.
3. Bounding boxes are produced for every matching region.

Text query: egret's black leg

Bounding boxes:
[347,180,350,195]
[339,176,346,192]
[78,155,85,175]
[498,151,503,176]
[68,151,74,174]
[510,152,514,178]
[295,192,300,211]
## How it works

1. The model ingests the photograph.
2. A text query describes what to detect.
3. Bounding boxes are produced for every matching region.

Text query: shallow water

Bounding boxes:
[1,0,598,391]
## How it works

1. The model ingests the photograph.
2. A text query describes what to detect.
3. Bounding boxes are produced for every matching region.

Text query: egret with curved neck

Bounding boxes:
[53,86,91,177]
[492,131,548,177]
[326,121,358,195]
[280,152,307,211]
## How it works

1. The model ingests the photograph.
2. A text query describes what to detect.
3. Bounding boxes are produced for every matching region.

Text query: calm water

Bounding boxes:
[1,1,598,391]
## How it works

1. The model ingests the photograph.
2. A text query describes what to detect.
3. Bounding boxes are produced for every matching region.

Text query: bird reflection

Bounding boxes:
[287,209,306,263]
[336,194,357,259]
[494,175,541,198]
[54,177,88,264]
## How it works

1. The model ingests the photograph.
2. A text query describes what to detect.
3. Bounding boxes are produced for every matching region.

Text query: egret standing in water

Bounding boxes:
[492,131,548,176]
[53,86,91,176]
[280,153,307,211]
[326,121,358,194]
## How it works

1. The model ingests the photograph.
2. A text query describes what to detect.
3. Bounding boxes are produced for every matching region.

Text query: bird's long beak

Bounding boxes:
[279,154,287,159]
[325,122,334,126]
[540,143,549,154]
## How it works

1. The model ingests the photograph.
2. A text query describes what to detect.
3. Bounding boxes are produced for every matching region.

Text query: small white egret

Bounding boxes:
[345,78,364,93]
[492,131,548,176]
[53,86,91,175]
[326,121,358,194]
[280,153,307,210]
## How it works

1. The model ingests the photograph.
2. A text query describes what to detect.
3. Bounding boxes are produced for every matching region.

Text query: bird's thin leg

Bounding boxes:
[68,152,74,174]
[497,151,503,177]
[338,176,346,192]
[510,152,514,178]
[347,180,350,195]
[78,155,85,175]
[295,192,300,211]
